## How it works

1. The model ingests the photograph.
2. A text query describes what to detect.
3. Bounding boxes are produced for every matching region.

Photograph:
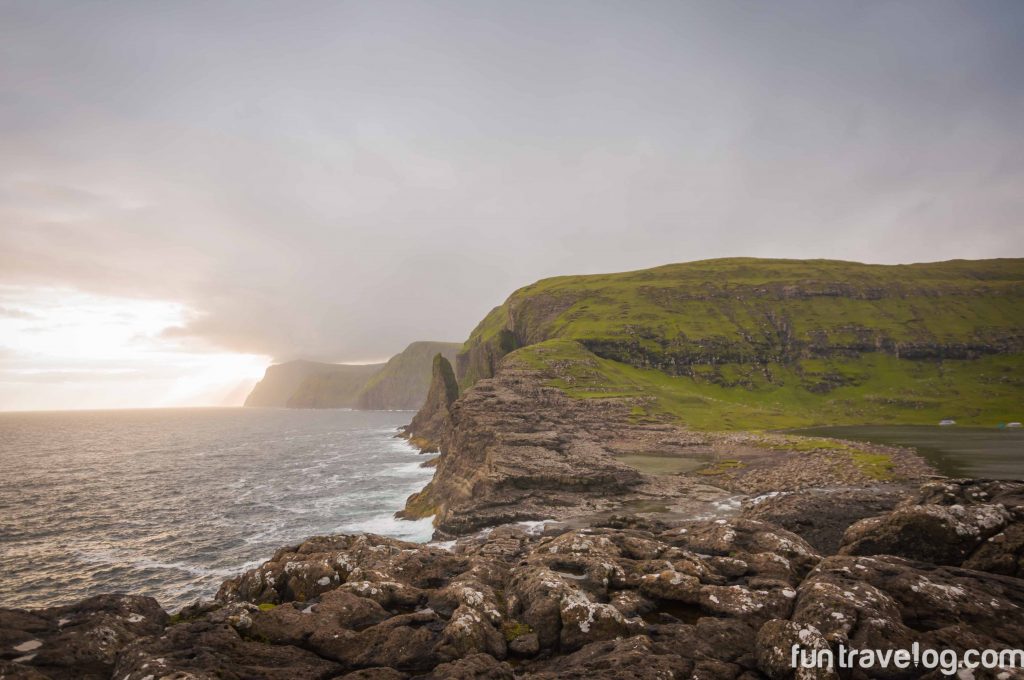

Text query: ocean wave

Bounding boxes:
[1,409,426,610]
[333,514,435,543]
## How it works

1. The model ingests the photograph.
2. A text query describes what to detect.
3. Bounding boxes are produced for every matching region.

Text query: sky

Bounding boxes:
[1,1,1022,411]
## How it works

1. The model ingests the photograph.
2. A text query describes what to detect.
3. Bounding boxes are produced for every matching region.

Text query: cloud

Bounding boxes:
[0,368,142,384]
[0,307,36,320]
[0,0,1022,365]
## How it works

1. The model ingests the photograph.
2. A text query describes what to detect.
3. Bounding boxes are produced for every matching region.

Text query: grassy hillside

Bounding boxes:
[457,258,1024,429]
[354,341,460,410]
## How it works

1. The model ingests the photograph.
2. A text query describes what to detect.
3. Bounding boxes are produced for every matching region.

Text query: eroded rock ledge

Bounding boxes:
[2,479,1022,679]
[399,358,934,538]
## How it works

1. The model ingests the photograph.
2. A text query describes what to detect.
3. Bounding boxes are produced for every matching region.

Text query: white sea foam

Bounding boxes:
[374,461,434,477]
[748,491,787,506]
[517,519,557,535]
[429,540,457,552]
[712,496,745,513]
[334,514,435,543]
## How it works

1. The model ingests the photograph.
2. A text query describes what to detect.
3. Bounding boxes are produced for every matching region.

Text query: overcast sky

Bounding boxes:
[1,1,1022,409]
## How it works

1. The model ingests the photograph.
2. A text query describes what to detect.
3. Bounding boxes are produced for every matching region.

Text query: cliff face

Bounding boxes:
[400,353,459,452]
[354,341,459,410]
[285,363,384,408]
[401,361,711,533]
[244,341,459,410]
[401,358,934,535]
[243,360,355,408]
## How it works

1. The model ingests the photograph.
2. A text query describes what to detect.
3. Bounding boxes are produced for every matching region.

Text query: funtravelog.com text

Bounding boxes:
[792,642,1024,677]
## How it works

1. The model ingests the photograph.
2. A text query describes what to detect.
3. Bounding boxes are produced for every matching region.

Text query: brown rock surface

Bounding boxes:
[400,359,933,539]
[838,479,1024,572]
[759,554,1024,680]
[4,492,1024,679]
[741,487,904,554]
[0,594,167,680]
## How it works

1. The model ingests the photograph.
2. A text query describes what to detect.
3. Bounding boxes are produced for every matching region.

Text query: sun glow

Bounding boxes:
[0,286,269,411]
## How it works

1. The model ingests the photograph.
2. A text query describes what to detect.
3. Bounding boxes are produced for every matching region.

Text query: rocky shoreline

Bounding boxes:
[2,479,1022,679]
[2,359,1022,678]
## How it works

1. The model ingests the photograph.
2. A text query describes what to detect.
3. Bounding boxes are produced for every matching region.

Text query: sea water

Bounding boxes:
[0,408,434,611]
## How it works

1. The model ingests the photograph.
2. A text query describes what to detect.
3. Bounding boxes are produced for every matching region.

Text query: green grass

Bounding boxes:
[697,460,744,476]
[477,258,1023,350]
[502,621,534,641]
[851,452,895,480]
[508,338,1023,431]
[456,258,1023,431]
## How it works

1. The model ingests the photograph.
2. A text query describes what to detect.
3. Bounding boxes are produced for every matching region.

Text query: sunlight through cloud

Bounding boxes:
[0,286,269,411]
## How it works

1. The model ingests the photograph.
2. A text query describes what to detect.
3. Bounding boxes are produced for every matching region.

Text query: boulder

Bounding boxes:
[839,503,1013,566]
[784,555,1024,679]
[0,594,166,680]
[742,487,903,554]
[755,619,838,680]
[662,518,822,583]
[900,479,1024,508]
[113,618,343,679]
[963,521,1024,577]
[419,652,514,679]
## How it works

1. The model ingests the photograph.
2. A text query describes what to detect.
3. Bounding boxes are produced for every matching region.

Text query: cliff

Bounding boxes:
[354,341,460,410]
[284,363,384,408]
[400,353,459,452]
[244,341,459,410]
[455,257,1024,428]
[402,257,1022,534]
[243,360,367,408]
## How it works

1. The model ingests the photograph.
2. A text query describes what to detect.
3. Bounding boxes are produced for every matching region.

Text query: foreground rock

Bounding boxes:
[0,594,166,680]
[772,554,1024,680]
[839,479,1024,575]
[741,487,905,554]
[3,482,1023,679]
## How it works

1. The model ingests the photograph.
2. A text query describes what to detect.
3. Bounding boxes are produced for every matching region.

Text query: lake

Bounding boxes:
[788,425,1024,480]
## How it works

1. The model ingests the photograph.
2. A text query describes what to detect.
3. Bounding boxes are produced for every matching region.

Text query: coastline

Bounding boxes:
[3,391,1022,679]
[3,351,1022,677]
[4,469,1022,679]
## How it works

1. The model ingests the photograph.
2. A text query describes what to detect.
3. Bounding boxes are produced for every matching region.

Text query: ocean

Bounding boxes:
[0,407,435,612]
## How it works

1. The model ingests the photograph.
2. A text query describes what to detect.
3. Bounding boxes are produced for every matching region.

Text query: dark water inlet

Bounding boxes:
[787,425,1024,480]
